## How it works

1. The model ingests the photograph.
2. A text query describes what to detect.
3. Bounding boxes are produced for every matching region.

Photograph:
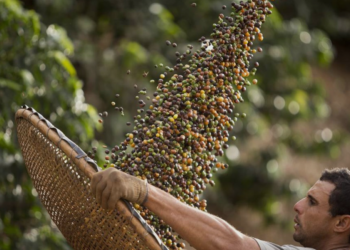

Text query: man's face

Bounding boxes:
[293,180,336,247]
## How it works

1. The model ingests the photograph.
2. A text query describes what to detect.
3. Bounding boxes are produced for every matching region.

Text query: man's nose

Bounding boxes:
[293,198,304,214]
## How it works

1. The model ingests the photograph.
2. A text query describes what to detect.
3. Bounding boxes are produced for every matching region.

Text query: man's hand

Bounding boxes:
[91,168,148,209]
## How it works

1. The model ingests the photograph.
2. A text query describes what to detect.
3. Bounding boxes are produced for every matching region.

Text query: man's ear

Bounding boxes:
[334,215,350,233]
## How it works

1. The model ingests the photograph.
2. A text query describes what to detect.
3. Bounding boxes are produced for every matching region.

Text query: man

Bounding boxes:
[91,168,350,250]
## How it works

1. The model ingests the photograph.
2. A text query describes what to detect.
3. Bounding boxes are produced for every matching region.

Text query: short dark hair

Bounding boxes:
[320,168,350,217]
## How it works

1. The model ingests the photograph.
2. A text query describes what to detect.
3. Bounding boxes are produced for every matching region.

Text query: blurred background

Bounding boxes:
[1,0,350,249]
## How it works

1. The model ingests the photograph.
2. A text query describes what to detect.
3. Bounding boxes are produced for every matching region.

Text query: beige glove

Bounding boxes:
[91,168,148,209]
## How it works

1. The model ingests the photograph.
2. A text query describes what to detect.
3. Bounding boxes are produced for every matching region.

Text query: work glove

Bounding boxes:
[91,167,148,209]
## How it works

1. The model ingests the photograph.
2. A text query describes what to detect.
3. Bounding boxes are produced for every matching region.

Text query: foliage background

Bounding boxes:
[1,0,350,248]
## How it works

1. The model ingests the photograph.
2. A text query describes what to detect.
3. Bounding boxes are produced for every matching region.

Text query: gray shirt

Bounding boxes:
[254,238,315,250]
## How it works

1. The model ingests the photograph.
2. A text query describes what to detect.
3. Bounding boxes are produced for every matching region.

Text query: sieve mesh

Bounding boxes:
[16,107,167,250]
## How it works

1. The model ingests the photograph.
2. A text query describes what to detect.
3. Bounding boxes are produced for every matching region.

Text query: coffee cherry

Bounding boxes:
[93,0,272,246]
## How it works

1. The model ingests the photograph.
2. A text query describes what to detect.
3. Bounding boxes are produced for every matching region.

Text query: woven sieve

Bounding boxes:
[15,106,168,250]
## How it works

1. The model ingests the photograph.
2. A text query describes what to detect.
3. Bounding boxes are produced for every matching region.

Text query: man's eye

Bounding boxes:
[308,199,315,205]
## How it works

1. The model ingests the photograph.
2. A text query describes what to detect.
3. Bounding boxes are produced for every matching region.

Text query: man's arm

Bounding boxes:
[91,168,260,250]
[145,185,259,250]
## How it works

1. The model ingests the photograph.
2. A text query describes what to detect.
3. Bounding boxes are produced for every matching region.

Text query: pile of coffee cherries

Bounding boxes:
[92,0,273,248]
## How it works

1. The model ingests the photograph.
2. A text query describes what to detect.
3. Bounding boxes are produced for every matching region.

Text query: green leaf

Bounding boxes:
[3,0,22,16]
[46,25,74,55]
[20,70,34,86]
[0,78,21,91]
[28,10,40,36]
[48,51,76,76]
